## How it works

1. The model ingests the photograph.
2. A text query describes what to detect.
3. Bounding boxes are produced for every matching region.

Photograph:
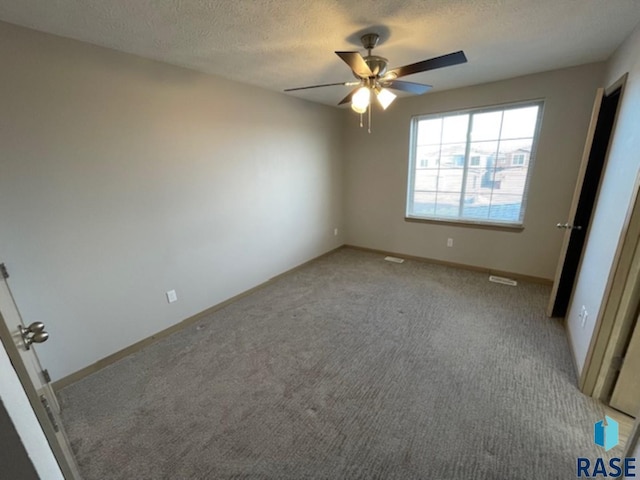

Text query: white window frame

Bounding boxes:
[406,100,544,228]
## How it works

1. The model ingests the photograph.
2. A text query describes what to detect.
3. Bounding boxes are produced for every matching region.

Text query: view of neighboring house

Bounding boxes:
[413,143,532,221]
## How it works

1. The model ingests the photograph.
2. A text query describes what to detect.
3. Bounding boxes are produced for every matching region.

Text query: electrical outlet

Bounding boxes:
[580,305,588,328]
[447,238,454,247]
[334,228,339,236]
[166,289,178,304]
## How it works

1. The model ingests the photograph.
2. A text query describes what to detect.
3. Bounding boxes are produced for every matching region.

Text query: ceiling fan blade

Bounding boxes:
[338,87,360,106]
[387,51,467,79]
[284,82,350,92]
[335,51,373,78]
[386,80,433,95]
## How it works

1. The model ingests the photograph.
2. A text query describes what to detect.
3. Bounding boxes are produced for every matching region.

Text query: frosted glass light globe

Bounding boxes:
[351,87,370,113]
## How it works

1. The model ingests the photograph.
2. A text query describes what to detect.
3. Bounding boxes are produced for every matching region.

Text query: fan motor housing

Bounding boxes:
[365,55,388,76]
[351,55,388,80]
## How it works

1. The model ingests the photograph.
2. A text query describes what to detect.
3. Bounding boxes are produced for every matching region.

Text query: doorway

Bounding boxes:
[547,82,624,318]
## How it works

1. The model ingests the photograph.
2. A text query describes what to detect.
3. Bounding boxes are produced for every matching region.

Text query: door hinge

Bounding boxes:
[40,395,59,432]
[42,369,51,383]
[0,263,8,279]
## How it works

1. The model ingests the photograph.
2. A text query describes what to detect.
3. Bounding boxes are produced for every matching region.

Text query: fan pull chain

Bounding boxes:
[359,113,363,128]
[368,105,372,134]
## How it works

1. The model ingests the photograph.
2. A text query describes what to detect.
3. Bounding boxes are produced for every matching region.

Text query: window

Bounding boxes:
[406,101,543,226]
[512,153,526,166]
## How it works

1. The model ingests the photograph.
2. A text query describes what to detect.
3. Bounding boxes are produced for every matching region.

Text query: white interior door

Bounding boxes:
[0,270,81,479]
[547,88,604,317]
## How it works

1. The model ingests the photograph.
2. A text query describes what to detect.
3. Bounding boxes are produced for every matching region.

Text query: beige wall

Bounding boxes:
[567,22,640,373]
[0,22,344,380]
[343,63,604,280]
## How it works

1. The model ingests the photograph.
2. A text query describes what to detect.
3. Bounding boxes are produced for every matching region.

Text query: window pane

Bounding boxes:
[439,143,467,165]
[412,191,437,217]
[437,167,464,192]
[470,111,502,141]
[461,196,490,220]
[441,114,469,144]
[462,150,491,220]
[414,167,439,192]
[467,140,499,193]
[416,118,442,145]
[494,139,534,198]
[435,191,461,218]
[488,194,523,222]
[468,141,500,163]
[501,106,539,139]
[438,142,466,194]
[415,145,441,169]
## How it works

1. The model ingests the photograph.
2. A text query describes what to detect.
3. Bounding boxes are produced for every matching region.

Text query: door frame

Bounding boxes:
[0,333,62,478]
[580,169,640,397]
[0,306,81,478]
[577,73,638,398]
[626,415,640,458]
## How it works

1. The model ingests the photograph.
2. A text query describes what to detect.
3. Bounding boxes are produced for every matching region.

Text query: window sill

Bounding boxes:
[404,215,525,232]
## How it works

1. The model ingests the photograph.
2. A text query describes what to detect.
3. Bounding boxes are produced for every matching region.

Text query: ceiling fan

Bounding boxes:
[285,33,467,131]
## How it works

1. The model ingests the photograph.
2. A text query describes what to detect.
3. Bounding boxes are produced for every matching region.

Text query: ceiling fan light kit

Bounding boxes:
[351,86,370,113]
[375,88,396,110]
[285,32,468,133]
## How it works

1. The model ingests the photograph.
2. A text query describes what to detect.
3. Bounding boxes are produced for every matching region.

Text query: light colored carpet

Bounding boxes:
[58,248,615,479]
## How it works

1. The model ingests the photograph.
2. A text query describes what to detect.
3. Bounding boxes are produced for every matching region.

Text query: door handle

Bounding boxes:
[18,322,49,350]
[556,223,582,230]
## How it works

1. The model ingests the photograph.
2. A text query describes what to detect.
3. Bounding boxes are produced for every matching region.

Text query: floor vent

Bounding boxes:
[489,275,517,286]
[384,256,405,264]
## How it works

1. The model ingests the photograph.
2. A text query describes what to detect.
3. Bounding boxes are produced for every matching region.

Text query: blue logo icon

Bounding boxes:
[594,416,619,451]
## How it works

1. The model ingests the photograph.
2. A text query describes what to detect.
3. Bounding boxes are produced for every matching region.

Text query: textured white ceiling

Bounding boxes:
[0,1,639,106]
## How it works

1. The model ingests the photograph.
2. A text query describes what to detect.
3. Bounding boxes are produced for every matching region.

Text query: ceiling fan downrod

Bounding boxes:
[361,33,379,54]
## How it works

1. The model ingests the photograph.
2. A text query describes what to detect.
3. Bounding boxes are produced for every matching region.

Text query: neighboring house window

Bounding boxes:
[512,153,526,165]
[406,101,543,226]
